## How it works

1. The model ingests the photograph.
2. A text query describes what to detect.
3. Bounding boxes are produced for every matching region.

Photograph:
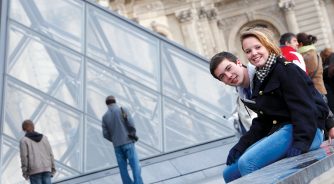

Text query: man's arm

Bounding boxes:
[19,140,29,180]
[102,118,112,142]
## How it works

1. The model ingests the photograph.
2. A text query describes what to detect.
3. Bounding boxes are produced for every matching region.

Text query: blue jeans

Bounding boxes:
[223,124,323,183]
[115,143,143,184]
[29,172,52,184]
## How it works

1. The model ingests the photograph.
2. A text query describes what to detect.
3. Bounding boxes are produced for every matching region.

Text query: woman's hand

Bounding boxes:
[226,148,242,165]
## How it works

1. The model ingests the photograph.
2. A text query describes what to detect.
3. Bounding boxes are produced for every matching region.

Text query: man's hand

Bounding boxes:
[51,167,56,177]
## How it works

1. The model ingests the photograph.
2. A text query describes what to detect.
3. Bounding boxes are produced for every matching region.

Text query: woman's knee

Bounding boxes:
[223,163,241,182]
[237,156,259,176]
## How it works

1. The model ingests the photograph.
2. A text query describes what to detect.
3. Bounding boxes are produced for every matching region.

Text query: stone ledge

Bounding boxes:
[230,142,334,184]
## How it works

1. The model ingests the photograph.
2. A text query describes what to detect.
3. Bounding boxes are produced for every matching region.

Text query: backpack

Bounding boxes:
[120,107,139,142]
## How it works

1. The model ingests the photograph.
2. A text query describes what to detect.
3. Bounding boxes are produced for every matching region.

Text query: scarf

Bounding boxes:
[298,45,316,54]
[256,53,276,83]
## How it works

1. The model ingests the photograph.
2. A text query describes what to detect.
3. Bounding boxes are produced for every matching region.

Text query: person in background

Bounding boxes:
[320,48,334,113]
[212,28,328,183]
[297,32,326,95]
[297,33,334,141]
[20,120,56,184]
[102,95,143,184]
[279,32,306,72]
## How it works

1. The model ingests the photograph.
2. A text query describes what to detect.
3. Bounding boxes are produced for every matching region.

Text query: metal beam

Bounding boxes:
[0,0,9,180]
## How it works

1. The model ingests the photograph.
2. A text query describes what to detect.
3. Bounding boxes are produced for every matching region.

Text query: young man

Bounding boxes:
[210,52,257,134]
[20,120,56,184]
[102,95,143,184]
[280,32,306,72]
[210,51,334,142]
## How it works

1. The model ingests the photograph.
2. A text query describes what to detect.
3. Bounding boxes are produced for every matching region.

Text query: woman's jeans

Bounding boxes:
[115,142,143,184]
[223,124,323,183]
[29,172,52,184]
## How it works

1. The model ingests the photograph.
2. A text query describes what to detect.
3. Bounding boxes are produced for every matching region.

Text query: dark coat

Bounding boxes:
[235,56,328,154]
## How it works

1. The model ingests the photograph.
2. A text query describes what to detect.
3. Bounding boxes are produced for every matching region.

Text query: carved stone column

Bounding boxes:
[176,9,204,55]
[279,0,299,33]
[208,9,227,53]
[197,7,218,57]
[318,0,334,49]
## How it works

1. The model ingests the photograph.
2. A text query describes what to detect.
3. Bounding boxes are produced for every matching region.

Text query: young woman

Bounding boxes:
[222,28,328,183]
[297,33,327,95]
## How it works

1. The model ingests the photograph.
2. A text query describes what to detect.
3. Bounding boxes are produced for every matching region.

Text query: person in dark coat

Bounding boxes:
[217,28,328,183]
[320,48,334,113]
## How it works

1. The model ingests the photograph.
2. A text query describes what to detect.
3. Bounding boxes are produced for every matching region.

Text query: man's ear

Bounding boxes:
[236,59,242,65]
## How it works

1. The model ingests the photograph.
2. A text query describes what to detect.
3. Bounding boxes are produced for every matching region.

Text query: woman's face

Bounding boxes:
[242,36,269,68]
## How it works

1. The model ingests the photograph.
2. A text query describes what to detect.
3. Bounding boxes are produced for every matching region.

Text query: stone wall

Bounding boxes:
[97,0,334,60]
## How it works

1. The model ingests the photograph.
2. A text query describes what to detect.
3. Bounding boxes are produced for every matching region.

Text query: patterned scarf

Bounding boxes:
[256,53,276,83]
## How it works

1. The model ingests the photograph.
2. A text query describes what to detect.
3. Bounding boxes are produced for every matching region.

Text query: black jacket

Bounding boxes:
[235,56,328,154]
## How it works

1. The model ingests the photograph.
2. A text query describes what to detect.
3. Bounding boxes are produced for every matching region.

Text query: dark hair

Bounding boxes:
[210,51,238,79]
[297,32,317,46]
[106,95,116,105]
[279,32,296,46]
[320,48,333,66]
[22,119,34,131]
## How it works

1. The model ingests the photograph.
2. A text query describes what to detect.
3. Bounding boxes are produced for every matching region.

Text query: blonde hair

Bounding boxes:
[240,27,281,55]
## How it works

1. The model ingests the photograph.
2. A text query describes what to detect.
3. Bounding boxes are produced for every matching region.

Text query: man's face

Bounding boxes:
[286,37,299,50]
[213,58,245,86]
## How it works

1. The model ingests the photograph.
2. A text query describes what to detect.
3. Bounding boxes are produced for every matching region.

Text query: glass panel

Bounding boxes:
[4,81,82,172]
[51,165,81,182]
[37,104,82,172]
[162,43,237,120]
[7,24,84,109]
[86,5,160,90]
[1,139,26,184]
[164,98,234,152]
[4,82,44,140]
[9,0,84,52]
[85,117,117,172]
[86,61,163,153]
[9,0,31,26]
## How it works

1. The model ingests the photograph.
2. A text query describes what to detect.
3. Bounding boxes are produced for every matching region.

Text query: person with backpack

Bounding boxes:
[102,95,143,184]
[297,33,334,140]
[297,32,327,95]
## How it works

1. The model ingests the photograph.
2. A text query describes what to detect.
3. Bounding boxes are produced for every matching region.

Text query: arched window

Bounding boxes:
[236,21,280,64]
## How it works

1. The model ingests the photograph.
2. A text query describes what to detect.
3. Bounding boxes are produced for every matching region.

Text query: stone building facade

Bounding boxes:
[97,0,334,63]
